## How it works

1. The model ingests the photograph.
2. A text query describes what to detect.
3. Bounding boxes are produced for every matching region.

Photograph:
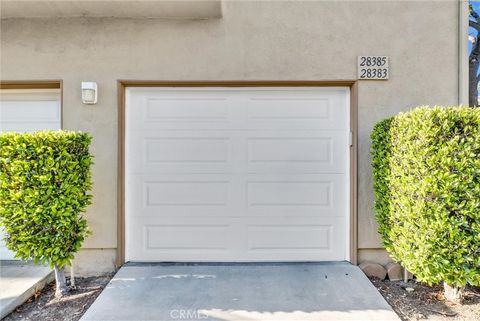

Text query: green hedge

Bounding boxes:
[371,106,480,287]
[0,131,92,268]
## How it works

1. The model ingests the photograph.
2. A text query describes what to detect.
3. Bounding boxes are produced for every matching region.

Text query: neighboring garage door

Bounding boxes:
[0,89,61,260]
[125,87,350,262]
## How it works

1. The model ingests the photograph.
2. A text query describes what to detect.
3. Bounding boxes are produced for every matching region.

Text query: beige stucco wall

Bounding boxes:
[1,1,459,275]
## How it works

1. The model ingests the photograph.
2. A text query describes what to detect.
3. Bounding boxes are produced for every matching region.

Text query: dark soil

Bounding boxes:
[370,278,480,321]
[3,274,114,321]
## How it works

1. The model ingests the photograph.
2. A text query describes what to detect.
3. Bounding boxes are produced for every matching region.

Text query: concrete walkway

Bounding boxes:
[81,262,400,321]
[0,260,54,319]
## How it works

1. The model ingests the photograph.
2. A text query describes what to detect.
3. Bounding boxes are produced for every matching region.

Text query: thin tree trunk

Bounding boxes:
[469,61,479,106]
[469,12,480,107]
[444,282,465,304]
[54,265,70,298]
[70,261,75,287]
[469,40,480,107]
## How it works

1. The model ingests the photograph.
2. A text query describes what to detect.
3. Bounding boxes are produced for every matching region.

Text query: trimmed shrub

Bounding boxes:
[371,106,480,301]
[0,131,93,296]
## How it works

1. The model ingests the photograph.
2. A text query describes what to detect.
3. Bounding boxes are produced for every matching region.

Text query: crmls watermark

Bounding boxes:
[170,309,208,319]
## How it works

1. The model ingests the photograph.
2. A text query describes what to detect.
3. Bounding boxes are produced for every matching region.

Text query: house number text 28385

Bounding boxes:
[357,56,389,80]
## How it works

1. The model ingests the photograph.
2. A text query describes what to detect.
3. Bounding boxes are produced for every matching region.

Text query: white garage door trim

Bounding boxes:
[0,87,62,260]
[123,85,352,263]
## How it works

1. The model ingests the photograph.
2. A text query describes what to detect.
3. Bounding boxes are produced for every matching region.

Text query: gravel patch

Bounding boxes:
[3,274,114,321]
[370,278,480,321]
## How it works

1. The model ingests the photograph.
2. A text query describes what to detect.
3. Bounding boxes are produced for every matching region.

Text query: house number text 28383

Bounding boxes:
[357,56,389,80]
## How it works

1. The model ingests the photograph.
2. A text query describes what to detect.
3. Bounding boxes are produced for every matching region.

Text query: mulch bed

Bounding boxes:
[3,274,114,321]
[370,278,480,321]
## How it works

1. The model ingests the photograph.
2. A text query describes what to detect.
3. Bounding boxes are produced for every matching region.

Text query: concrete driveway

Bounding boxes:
[0,261,53,319]
[81,262,400,321]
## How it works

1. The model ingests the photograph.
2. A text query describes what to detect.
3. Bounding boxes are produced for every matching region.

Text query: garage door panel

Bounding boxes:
[247,225,331,250]
[125,217,239,262]
[246,131,347,173]
[0,97,61,132]
[244,216,347,261]
[0,122,61,132]
[246,89,348,130]
[247,97,329,120]
[126,174,237,217]
[144,138,229,163]
[145,224,230,250]
[1,100,60,121]
[125,87,350,262]
[127,129,346,174]
[126,217,346,262]
[128,173,345,218]
[245,174,347,217]
[127,88,347,131]
[145,181,229,206]
[145,97,229,121]
[246,217,346,260]
[247,181,331,208]
[126,130,235,174]
[248,138,331,163]
[126,89,236,131]
[247,231,345,260]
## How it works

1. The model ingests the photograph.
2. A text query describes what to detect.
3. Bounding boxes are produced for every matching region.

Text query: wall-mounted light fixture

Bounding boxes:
[81,82,98,105]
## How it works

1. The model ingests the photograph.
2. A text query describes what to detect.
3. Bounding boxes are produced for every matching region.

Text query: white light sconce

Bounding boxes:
[81,82,98,105]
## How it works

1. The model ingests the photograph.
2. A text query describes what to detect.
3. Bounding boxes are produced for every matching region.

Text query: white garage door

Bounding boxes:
[0,89,61,260]
[125,87,350,262]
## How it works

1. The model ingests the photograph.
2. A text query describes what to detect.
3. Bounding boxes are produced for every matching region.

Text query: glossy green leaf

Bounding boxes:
[0,131,93,269]
[371,106,480,287]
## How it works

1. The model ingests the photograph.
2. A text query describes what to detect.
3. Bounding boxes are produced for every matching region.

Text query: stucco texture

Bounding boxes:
[1,1,459,274]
